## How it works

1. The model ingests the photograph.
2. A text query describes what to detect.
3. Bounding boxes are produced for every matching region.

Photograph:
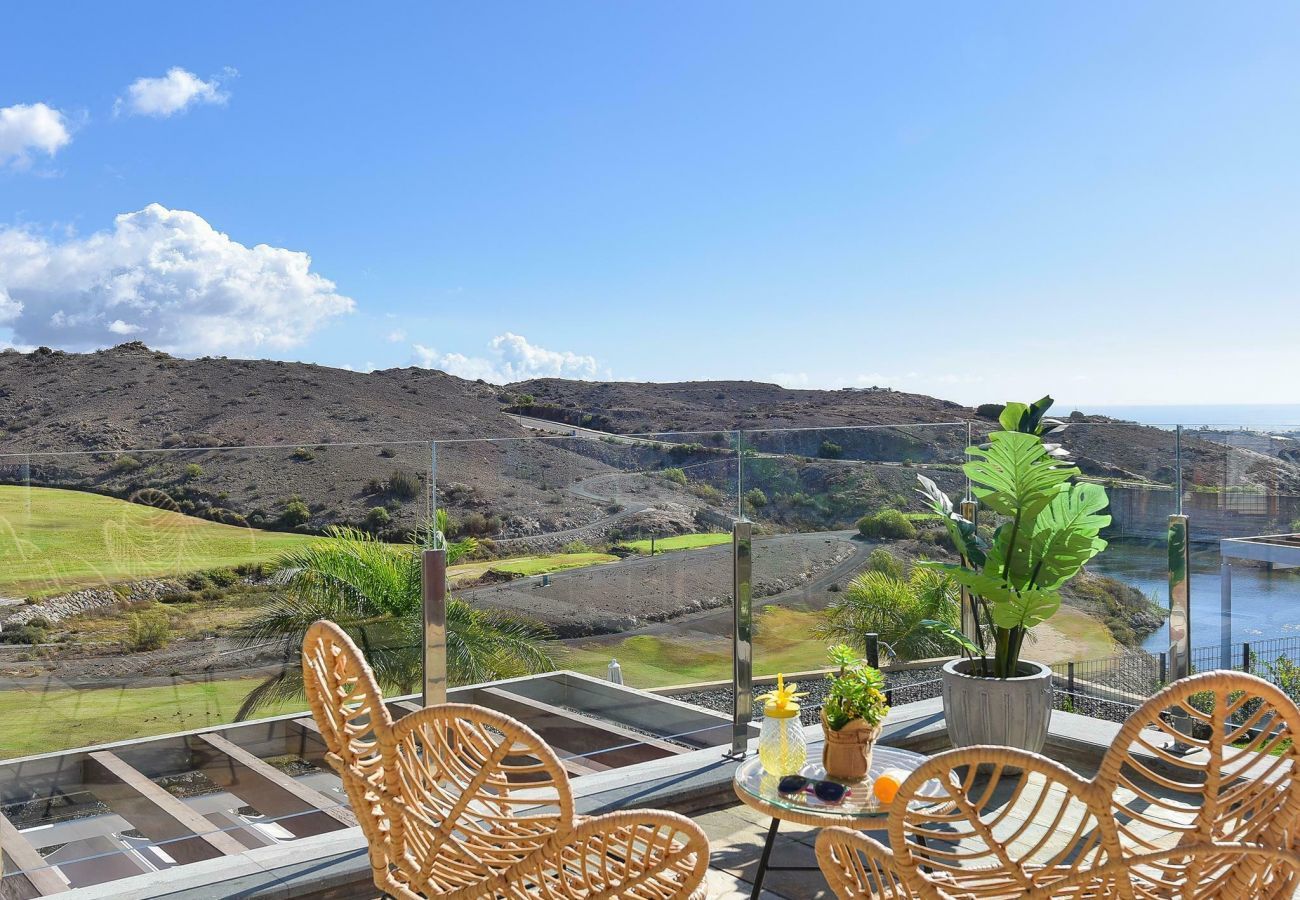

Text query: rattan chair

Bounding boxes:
[302,620,710,899]
[815,670,1300,899]
[302,620,395,886]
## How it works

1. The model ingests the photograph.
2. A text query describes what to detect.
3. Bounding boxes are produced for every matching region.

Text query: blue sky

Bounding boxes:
[1,2,1298,406]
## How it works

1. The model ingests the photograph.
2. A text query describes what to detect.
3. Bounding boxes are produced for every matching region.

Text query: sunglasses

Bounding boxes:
[777,774,850,803]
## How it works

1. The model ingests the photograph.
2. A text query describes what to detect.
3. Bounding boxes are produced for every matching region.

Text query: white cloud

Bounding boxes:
[0,103,71,169]
[385,329,406,343]
[117,67,230,117]
[412,332,602,383]
[0,204,354,355]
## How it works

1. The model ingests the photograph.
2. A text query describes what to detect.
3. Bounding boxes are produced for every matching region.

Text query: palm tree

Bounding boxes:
[814,566,959,663]
[236,520,555,719]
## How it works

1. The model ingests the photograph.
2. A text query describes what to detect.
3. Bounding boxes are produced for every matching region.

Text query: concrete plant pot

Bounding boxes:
[941,657,1054,754]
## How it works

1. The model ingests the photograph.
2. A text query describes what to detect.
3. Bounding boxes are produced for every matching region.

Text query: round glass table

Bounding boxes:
[731,746,941,899]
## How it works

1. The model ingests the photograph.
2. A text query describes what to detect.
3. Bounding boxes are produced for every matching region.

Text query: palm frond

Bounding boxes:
[237,524,555,718]
[275,526,420,618]
[814,568,960,662]
[236,664,306,720]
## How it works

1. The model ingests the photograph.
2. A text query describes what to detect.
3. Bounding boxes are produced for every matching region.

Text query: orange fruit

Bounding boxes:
[873,768,908,805]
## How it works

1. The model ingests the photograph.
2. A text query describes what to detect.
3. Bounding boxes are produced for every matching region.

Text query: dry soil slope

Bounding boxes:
[0,344,622,532]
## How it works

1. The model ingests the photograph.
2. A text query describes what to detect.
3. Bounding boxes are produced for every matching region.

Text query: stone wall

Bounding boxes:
[1106,485,1300,542]
[0,579,177,630]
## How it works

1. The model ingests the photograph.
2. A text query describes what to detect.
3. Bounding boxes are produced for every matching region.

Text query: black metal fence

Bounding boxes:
[1049,634,1300,723]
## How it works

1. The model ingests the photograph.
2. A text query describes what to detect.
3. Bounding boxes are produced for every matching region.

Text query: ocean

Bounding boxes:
[1061,403,1300,429]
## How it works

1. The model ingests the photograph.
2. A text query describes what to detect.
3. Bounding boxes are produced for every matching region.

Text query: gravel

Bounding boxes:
[672,666,1148,728]
[672,667,946,727]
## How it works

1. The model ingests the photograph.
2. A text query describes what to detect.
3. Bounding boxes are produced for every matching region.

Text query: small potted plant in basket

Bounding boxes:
[821,644,891,781]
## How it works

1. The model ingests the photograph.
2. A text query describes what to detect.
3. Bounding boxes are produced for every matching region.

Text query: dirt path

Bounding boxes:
[464,530,861,637]
[1021,606,1118,663]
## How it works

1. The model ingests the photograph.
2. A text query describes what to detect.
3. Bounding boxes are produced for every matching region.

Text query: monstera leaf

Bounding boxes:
[988,587,1061,631]
[915,474,954,517]
[915,474,986,568]
[1027,482,1111,590]
[965,431,1078,519]
[984,518,1035,590]
[924,564,1015,605]
[999,395,1055,435]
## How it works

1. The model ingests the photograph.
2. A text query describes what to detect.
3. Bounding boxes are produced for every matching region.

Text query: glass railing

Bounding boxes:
[742,424,969,717]
[16,413,1300,894]
[430,428,749,759]
[0,441,433,759]
[1044,421,1300,717]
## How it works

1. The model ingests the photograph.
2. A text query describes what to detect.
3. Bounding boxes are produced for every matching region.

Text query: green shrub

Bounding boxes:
[0,623,48,645]
[204,508,248,527]
[291,447,316,462]
[126,609,171,652]
[1266,655,1300,706]
[387,470,422,501]
[515,393,535,407]
[280,496,311,527]
[460,511,502,537]
[690,483,723,502]
[819,440,844,460]
[379,447,397,458]
[183,463,203,480]
[744,488,769,508]
[562,539,596,554]
[111,454,143,473]
[207,568,239,588]
[857,509,917,540]
[866,548,904,578]
[365,506,391,530]
[975,403,1005,420]
[661,467,688,486]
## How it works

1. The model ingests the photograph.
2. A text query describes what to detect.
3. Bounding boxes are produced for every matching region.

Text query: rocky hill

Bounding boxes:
[1,344,1297,544]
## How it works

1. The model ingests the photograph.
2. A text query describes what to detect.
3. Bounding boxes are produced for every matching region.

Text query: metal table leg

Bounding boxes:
[750,817,820,900]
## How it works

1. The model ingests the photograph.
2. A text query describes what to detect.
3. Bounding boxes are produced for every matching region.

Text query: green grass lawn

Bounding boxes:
[494,552,618,575]
[564,603,1118,689]
[1050,606,1119,660]
[448,551,618,584]
[0,678,310,759]
[564,606,841,687]
[0,485,317,597]
[624,533,731,554]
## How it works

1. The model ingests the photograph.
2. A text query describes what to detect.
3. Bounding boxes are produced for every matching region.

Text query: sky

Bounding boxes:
[1,2,1298,407]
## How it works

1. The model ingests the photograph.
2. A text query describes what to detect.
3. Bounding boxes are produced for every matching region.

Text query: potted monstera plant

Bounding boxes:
[919,397,1110,753]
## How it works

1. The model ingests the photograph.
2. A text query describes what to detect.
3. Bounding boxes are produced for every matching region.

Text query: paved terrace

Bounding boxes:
[1,691,1206,900]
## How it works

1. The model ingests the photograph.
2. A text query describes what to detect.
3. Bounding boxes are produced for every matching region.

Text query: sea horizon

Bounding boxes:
[1061,403,1300,429]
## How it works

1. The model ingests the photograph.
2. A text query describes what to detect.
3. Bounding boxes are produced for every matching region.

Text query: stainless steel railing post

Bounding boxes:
[1168,514,1191,681]
[729,521,753,758]
[422,547,448,706]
